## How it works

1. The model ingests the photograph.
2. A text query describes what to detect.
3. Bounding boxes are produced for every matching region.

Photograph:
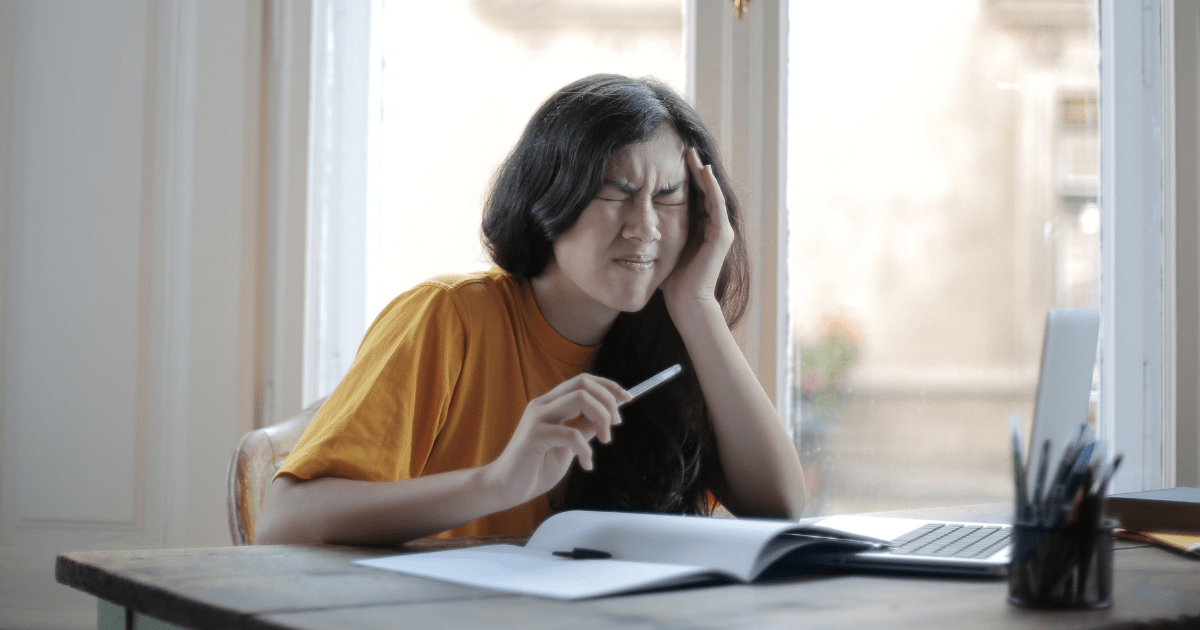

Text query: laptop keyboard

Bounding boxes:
[888,524,1011,559]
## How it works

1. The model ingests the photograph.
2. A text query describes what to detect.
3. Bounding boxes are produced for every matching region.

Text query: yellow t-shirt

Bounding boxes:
[276,267,597,538]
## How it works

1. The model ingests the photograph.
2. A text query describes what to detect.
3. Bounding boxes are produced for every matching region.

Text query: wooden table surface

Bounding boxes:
[56,504,1200,630]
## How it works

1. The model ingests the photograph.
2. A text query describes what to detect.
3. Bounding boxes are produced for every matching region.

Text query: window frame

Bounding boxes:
[687,0,793,435]
[1097,0,1187,493]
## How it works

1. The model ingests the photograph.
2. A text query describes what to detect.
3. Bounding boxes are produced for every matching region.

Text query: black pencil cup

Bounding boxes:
[1007,521,1113,609]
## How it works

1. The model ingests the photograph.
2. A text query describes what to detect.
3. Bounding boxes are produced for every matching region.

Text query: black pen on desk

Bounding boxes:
[619,364,682,408]
[552,547,612,560]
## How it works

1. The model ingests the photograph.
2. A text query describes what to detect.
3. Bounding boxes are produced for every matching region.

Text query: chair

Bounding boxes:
[226,398,325,545]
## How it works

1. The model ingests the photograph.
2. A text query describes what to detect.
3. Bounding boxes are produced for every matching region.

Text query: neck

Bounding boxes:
[530,264,617,346]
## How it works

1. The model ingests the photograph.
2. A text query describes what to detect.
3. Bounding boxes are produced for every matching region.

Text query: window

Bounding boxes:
[297,0,1183,501]
[305,0,686,403]
[365,0,686,323]
[787,0,1102,514]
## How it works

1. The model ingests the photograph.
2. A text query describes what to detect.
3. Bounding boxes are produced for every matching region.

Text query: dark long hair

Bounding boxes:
[482,74,750,514]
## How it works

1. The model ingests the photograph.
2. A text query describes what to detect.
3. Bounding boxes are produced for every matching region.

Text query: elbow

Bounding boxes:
[254,477,325,545]
[253,495,294,545]
[253,507,291,545]
[757,486,807,521]
[785,478,808,520]
[727,461,809,521]
[719,477,807,521]
[783,461,809,519]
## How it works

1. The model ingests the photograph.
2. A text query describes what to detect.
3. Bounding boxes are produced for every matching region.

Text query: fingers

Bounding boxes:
[539,382,621,444]
[685,148,731,240]
[685,148,718,200]
[539,374,629,439]
[518,373,633,476]
[543,372,631,405]
[537,423,597,471]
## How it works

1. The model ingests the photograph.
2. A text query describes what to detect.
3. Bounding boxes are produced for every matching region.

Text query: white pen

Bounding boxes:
[619,364,683,407]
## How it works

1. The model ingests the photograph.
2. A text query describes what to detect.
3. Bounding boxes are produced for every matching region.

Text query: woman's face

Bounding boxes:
[547,128,690,319]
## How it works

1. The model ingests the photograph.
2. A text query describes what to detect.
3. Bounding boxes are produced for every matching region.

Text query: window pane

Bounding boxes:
[368,0,685,324]
[788,0,1100,514]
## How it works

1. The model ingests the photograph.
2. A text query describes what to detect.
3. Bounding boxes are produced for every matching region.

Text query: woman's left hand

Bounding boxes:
[659,148,734,314]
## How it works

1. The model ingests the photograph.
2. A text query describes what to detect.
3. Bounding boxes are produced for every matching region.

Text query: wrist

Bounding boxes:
[665,293,724,331]
[474,460,523,514]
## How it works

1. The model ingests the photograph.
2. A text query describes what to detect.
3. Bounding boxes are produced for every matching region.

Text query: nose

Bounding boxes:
[622,196,661,243]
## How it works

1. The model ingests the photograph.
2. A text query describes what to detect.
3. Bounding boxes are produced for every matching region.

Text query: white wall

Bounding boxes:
[0,1,266,627]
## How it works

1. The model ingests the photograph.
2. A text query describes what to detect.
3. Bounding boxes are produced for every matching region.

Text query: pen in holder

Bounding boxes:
[1007,417,1120,609]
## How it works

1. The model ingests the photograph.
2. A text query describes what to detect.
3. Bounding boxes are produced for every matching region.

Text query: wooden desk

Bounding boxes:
[57,505,1200,630]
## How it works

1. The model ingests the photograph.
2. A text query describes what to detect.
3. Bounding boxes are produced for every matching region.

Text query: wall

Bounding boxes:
[0,1,265,627]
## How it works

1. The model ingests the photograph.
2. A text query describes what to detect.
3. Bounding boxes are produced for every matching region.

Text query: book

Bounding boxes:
[1115,529,1200,556]
[354,510,884,600]
[1105,486,1200,535]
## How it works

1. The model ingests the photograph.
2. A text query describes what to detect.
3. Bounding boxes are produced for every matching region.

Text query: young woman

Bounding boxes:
[255,74,806,545]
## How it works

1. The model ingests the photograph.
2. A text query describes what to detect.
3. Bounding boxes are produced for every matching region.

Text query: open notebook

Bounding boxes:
[355,510,1011,601]
[356,510,884,599]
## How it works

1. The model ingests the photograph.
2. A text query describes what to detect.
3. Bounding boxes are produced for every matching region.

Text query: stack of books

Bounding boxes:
[1106,487,1200,556]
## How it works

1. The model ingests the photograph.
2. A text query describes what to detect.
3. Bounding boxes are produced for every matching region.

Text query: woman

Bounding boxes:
[255,74,806,545]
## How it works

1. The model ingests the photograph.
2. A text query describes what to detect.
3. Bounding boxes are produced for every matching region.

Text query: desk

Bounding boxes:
[57,504,1200,630]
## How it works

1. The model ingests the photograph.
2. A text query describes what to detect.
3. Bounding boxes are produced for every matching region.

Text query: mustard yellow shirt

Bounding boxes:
[276,268,596,538]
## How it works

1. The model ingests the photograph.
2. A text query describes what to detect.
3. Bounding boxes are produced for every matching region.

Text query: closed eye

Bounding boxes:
[597,179,635,202]
[654,182,686,206]
[597,180,686,204]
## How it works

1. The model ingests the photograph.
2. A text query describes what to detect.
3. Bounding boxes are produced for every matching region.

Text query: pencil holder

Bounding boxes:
[1007,520,1113,609]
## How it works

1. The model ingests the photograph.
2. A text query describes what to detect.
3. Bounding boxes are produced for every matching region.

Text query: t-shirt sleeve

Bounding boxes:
[276,283,467,483]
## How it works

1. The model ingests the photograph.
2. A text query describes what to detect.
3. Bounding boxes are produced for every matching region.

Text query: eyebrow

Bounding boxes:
[603,178,685,196]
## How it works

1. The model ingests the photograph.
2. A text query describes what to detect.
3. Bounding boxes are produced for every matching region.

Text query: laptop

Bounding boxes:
[790,308,1101,577]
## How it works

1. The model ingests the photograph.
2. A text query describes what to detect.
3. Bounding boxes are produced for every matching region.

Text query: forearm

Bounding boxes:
[255,466,511,545]
[670,298,807,519]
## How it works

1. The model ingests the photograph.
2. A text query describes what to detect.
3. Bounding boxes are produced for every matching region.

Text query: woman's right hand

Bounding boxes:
[484,373,632,507]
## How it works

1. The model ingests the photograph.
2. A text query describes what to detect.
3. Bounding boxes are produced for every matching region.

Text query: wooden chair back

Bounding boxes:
[226,399,324,545]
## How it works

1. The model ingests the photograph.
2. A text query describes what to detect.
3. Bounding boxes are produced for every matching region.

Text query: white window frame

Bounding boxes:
[687,0,793,434]
[304,0,371,407]
[282,0,1196,490]
[1098,0,1165,493]
[259,0,312,426]
[1098,0,1193,493]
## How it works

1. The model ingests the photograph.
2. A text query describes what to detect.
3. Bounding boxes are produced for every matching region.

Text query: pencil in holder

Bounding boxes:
[1007,520,1113,609]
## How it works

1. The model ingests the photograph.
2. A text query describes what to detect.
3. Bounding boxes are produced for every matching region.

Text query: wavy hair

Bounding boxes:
[481,74,750,514]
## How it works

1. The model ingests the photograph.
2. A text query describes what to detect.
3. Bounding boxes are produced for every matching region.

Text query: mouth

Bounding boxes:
[613,255,656,272]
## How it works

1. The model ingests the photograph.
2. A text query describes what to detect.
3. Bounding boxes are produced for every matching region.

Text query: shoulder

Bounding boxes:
[414,267,527,319]
[367,268,524,335]
[419,267,521,301]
